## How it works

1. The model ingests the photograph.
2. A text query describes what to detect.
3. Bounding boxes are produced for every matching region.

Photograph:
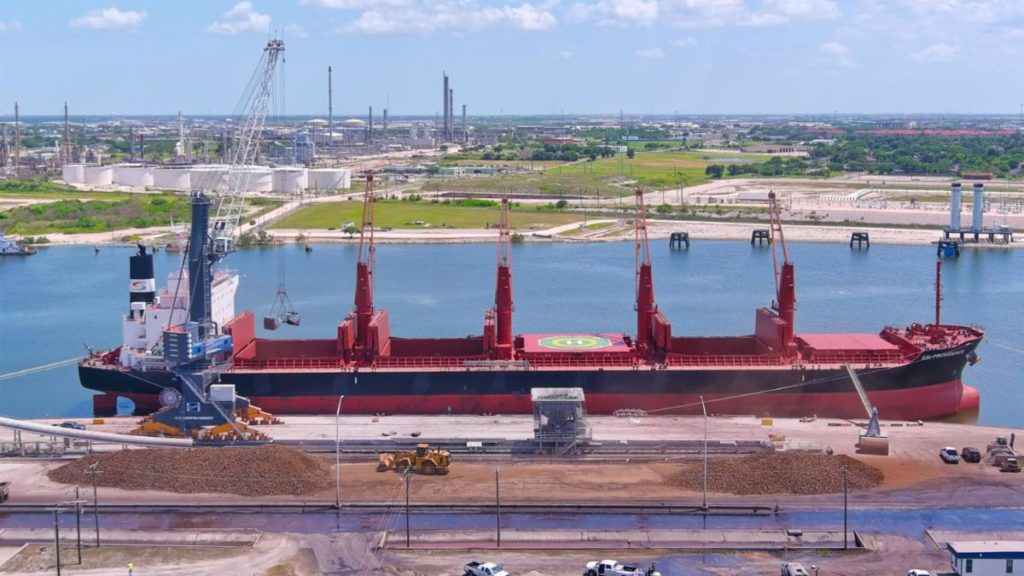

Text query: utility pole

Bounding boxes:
[495,467,501,548]
[53,509,62,576]
[74,488,82,565]
[404,470,411,549]
[335,394,344,508]
[843,466,849,550]
[700,395,708,511]
[86,462,101,547]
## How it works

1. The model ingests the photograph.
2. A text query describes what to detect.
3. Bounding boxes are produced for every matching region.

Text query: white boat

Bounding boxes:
[0,232,35,256]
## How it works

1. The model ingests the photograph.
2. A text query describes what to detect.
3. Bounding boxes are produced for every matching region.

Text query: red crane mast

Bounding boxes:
[767,190,796,351]
[493,198,515,359]
[354,173,376,350]
[634,188,656,355]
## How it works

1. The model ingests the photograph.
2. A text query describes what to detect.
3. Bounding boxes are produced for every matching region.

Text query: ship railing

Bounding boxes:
[803,351,909,365]
[520,354,636,368]
[664,354,785,367]
[232,357,344,370]
[373,356,488,369]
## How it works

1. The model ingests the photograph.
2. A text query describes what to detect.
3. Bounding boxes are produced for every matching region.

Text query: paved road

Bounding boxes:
[2,506,1022,540]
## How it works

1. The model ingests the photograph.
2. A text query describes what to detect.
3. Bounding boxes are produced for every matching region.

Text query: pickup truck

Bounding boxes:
[464,561,510,576]
[781,563,810,576]
[583,560,661,576]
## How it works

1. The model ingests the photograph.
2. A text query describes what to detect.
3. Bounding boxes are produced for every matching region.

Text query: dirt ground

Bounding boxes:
[0,534,316,576]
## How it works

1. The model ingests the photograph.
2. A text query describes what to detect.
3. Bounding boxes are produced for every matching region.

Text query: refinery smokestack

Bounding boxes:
[448,87,454,141]
[13,102,20,177]
[442,72,449,142]
[949,182,962,230]
[367,106,373,144]
[63,102,70,167]
[328,66,333,144]
[383,108,388,138]
[972,182,984,233]
[462,104,467,144]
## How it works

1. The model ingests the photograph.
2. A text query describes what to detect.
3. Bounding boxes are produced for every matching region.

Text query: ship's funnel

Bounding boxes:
[949,182,962,230]
[129,244,156,314]
[972,182,984,233]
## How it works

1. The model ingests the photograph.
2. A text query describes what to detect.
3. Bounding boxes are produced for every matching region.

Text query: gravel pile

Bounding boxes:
[669,452,884,495]
[48,445,332,497]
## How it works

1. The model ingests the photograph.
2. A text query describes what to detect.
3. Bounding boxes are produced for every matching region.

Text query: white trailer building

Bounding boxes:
[947,541,1024,575]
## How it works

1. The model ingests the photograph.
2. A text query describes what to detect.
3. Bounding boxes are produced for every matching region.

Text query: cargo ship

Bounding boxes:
[80,182,983,420]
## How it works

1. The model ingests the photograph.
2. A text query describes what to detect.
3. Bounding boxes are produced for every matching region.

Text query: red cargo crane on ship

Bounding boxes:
[492,198,515,360]
[767,190,796,354]
[354,174,376,350]
[633,188,672,361]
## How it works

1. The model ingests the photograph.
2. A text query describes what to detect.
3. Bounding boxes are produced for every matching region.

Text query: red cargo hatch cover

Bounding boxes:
[797,333,898,352]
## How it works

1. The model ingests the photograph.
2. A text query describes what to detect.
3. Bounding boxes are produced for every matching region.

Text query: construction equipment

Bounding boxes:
[131,39,286,442]
[377,444,451,475]
[845,364,890,455]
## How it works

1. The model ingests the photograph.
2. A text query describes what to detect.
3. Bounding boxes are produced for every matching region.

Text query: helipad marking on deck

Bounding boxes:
[538,335,613,350]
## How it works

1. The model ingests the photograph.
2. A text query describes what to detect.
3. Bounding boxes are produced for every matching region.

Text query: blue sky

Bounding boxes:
[1,0,1023,116]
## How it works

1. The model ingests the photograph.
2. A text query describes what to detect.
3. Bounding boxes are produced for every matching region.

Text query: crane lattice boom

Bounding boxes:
[210,38,285,257]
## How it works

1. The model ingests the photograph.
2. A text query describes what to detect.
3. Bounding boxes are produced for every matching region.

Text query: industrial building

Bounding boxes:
[947,541,1024,575]
[61,163,350,194]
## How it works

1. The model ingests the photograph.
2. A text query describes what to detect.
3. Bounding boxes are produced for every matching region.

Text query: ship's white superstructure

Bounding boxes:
[118,268,238,371]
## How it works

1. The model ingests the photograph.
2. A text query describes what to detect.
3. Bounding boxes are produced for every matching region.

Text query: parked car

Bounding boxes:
[939,446,960,464]
[907,570,931,576]
[1000,457,1021,473]
[583,560,660,576]
[961,447,981,463]
[55,421,85,431]
[781,563,810,576]
[464,561,510,576]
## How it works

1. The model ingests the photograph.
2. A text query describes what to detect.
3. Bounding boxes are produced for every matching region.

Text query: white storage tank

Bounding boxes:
[82,165,114,186]
[189,165,229,192]
[114,165,154,187]
[231,167,273,193]
[308,168,352,192]
[152,167,191,190]
[62,164,86,184]
[273,168,309,194]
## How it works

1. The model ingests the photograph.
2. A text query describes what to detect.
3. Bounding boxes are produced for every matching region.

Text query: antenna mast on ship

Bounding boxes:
[634,187,656,355]
[767,190,796,352]
[493,197,514,359]
[354,173,377,352]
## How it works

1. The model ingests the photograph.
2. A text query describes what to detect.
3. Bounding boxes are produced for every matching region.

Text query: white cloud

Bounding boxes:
[343,2,557,34]
[0,20,24,32]
[567,0,659,26]
[911,42,960,63]
[762,0,840,19]
[70,7,147,30]
[671,35,697,47]
[819,41,854,68]
[560,50,578,59]
[206,1,271,35]
[302,0,409,7]
[635,47,666,59]
[285,23,310,38]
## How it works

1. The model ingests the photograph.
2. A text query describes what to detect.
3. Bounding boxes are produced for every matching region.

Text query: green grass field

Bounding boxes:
[0,194,192,234]
[0,178,134,201]
[272,200,582,230]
